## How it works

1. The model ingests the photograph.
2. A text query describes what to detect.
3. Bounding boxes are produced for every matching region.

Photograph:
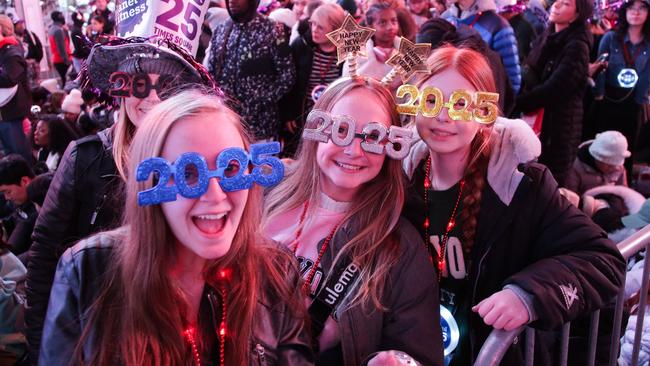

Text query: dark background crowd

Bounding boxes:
[1,0,650,363]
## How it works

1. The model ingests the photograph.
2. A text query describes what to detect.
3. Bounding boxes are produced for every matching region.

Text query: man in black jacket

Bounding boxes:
[207,0,296,141]
[0,154,37,256]
[0,14,32,163]
[14,19,43,87]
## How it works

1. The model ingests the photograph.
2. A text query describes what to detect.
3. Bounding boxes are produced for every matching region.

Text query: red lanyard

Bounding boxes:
[622,40,643,68]
[318,52,336,84]
[468,12,483,28]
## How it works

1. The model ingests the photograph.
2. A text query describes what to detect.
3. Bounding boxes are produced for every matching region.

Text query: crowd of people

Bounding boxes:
[0,0,649,364]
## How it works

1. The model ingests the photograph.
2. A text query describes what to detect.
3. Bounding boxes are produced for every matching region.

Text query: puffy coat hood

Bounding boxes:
[404,117,541,205]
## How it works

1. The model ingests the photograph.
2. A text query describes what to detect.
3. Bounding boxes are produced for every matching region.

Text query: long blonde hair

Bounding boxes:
[77,90,300,365]
[416,46,497,253]
[112,103,136,180]
[263,77,404,310]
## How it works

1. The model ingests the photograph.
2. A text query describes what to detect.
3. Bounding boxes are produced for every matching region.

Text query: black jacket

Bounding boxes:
[0,37,31,121]
[405,161,625,365]
[516,22,592,187]
[317,219,443,366]
[280,24,343,126]
[26,128,124,364]
[70,25,90,59]
[40,230,314,365]
[20,30,43,62]
[5,202,37,255]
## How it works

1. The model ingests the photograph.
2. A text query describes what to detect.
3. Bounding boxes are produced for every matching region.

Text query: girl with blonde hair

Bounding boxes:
[39,90,313,365]
[282,3,346,157]
[265,77,443,366]
[403,45,625,365]
[26,39,215,362]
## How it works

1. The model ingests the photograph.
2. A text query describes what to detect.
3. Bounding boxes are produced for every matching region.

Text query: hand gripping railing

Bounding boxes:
[474,224,650,366]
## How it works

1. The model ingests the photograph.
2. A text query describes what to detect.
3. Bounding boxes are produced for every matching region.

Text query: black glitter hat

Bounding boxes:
[81,37,219,97]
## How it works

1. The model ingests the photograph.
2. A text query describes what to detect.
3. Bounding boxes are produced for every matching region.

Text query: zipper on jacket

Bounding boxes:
[90,194,107,226]
[207,292,220,332]
[255,343,266,365]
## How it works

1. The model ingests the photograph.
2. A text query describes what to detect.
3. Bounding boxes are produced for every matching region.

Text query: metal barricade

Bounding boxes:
[474,225,650,366]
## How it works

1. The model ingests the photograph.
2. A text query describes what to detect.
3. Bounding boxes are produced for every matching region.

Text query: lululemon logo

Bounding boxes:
[324,263,358,305]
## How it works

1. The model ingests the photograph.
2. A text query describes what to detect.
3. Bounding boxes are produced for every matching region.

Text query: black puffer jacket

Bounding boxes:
[40,230,314,365]
[516,22,592,187]
[405,159,625,365]
[0,37,31,121]
[26,128,124,364]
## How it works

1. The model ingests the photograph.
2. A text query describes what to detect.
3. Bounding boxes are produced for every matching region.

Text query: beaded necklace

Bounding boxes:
[292,201,344,293]
[423,156,465,279]
[184,279,228,366]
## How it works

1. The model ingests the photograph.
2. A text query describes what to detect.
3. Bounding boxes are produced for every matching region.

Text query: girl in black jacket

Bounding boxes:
[516,0,594,187]
[25,39,216,363]
[39,91,313,366]
[404,45,625,365]
[281,3,345,157]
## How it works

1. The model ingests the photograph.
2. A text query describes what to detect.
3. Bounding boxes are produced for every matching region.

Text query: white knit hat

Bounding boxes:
[40,78,59,93]
[588,131,631,166]
[61,89,84,115]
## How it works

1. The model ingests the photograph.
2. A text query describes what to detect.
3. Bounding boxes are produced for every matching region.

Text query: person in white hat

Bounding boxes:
[60,88,84,125]
[565,130,630,195]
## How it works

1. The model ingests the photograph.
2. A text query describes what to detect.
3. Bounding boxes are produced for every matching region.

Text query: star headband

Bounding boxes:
[136,142,284,206]
[302,109,415,159]
[326,14,375,78]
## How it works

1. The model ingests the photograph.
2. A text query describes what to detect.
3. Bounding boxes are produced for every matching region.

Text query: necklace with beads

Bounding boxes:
[184,276,228,366]
[292,201,344,294]
[423,156,465,280]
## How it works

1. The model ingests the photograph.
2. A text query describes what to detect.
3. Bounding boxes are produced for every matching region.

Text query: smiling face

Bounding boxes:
[316,88,389,201]
[160,112,249,261]
[415,68,482,157]
[124,74,162,127]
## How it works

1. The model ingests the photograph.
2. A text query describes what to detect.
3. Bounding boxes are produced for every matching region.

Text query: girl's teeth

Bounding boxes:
[336,162,361,170]
[195,213,226,220]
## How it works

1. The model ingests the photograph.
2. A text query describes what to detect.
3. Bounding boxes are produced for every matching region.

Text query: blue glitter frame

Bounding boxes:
[136,142,284,206]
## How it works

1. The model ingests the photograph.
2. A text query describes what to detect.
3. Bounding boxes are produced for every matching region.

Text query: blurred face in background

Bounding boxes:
[293,0,307,19]
[310,16,334,47]
[90,18,104,33]
[626,0,649,27]
[33,120,50,148]
[95,0,107,11]
[370,9,399,45]
[408,0,429,15]
[549,0,578,26]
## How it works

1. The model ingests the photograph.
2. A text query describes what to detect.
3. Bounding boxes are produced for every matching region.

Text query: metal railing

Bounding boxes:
[474,224,650,366]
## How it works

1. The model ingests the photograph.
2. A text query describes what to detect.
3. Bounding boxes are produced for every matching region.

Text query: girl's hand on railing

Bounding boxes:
[472,289,530,331]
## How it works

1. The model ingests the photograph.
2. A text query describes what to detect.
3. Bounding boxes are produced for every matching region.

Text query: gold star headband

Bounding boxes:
[381,37,431,85]
[326,14,375,77]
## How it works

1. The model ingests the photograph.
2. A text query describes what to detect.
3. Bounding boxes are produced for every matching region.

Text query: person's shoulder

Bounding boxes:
[600,30,617,44]
[395,217,423,246]
[59,228,125,270]
[67,228,124,257]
